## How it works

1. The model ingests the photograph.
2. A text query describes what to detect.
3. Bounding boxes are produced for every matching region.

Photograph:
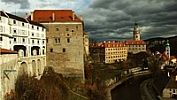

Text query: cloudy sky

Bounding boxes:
[0,0,177,41]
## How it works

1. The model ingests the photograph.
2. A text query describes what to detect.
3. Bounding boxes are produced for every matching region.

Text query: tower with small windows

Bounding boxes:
[165,40,170,59]
[29,10,85,81]
[133,23,141,41]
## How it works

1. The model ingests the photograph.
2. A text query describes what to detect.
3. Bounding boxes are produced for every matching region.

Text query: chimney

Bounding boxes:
[52,12,55,21]
[72,12,75,20]
[31,12,33,21]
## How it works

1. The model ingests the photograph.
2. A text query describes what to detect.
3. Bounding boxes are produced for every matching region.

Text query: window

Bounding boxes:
[32,33,34,36]
[32,40,34,44]
[76,26,78,30]
[14,30,16,33]
[21,30,25,35]
[67,34,69,36]
[38,40,39,44]
[43,49,45,54]
[22,23,24,26]
[37,27,39,30]
[32,25,34,29]
[36,33,39,37]
[66,28,69,31]
[46,38,48,43]
[0,37,2,41]
[23,38,25,43]
[0,26,3,32]
[0,17,1,21]
[56,27,59,31]
[14,38,16,42]
[13,20,16,24]
[50,48,53,52]
[67,38,70,43]
[71,29,74,32]
[55,38,60,43]
[63,48,66,52]
[42,40,44,44]
[173,89,176,93]
[55,38,57,43]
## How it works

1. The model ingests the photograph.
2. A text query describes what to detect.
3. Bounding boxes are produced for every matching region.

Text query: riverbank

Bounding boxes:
[106,70,151,100]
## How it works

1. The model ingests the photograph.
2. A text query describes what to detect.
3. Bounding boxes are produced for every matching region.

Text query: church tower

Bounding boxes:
[165,40,170,59]
[133,23,141,41]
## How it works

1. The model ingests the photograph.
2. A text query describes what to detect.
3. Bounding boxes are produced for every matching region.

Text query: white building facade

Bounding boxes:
[0,11,46,77]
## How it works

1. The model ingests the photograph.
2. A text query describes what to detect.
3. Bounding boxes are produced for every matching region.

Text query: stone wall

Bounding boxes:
[44,23,85,79]
[0,54,46,100]
[0,54,18,100]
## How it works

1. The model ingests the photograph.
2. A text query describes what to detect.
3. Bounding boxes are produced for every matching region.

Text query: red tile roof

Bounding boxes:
[125,40,146,45]
[0,48,17,54]
[30,10,82,23]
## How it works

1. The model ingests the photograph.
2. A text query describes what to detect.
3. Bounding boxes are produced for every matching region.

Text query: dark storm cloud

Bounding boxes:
[82,0,177,40]
[1,0,30,9]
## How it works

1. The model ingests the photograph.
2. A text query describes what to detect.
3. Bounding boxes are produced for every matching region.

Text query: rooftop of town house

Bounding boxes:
[29,10,82,23]
[0,11,45,28]
[125,40,146,45]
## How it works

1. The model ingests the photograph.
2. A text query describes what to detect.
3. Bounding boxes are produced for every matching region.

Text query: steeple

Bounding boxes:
[165,40,170,59]
[133,23,141,41]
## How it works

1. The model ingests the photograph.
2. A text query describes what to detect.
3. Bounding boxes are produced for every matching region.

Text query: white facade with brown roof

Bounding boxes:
[0,11,46,77]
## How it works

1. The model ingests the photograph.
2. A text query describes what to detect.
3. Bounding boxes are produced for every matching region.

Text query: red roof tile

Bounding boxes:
[0,48,17,54]
[31,10,82,23]
[125,40,146,45]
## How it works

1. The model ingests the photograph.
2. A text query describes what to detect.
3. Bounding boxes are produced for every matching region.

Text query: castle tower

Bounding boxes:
[165,40,170,59]
[133,23,141,41]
